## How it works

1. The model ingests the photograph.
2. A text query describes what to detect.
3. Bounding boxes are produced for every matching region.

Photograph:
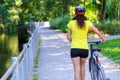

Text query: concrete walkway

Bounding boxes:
[38,24,120,80]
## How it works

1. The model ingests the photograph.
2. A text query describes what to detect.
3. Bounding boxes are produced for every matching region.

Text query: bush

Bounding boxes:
[50,14,70,33]
[50,14,120,35]
[94,21,120,35]
[50,17,62,29]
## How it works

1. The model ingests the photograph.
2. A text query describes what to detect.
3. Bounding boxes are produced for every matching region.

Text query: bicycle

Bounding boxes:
[88,41,110,80]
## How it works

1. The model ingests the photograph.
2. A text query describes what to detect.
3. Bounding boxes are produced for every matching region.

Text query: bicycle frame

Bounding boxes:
[88,41,109,80]
[93,51,106,80]
[89,41,101,72]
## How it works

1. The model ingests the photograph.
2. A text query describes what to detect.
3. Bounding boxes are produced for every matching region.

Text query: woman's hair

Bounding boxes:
[73,15,87,28]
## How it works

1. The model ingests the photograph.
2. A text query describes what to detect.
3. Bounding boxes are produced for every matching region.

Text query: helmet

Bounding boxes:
[75,6,85,12]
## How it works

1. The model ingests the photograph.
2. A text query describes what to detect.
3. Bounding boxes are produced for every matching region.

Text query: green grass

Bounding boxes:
[33,65,38,68]
[33,74,38,80]
[32,69,37,72]
[34,56,39,64]
[32,36,41,80]
[99,38,120,64]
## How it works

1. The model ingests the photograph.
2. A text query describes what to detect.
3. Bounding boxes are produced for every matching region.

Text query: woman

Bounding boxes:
[67,6,105,80]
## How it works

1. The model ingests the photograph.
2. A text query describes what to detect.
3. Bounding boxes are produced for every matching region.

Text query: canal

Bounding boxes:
[0,32,19,77]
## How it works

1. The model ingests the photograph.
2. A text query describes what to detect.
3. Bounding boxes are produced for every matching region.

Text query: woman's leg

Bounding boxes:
[80,58,87,80]
[72,57,81,80]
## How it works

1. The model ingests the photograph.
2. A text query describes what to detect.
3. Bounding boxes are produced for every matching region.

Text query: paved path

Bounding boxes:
[38,25,120,80]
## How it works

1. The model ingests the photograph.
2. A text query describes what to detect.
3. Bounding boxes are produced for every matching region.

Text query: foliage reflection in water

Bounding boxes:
[0,32,19,77]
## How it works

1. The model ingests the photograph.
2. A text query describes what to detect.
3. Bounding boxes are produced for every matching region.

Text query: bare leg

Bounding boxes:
[80,58,87,80]
[72,57,81,80]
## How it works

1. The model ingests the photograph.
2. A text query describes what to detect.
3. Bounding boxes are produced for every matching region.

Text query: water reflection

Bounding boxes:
[0,32,19,77]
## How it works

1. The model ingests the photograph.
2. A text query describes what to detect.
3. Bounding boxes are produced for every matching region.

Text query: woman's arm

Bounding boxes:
[67,28,72,42]
[91,25,106,43]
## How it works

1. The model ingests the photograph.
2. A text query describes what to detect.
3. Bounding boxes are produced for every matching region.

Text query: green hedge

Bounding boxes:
[50,15,120,35]
[50,14,70,33]
[94,21,120,35]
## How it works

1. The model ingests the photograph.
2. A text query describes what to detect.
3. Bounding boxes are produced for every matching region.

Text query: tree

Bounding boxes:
[98,0,106,21]
[104,0,119,21]
[118,0,120,21]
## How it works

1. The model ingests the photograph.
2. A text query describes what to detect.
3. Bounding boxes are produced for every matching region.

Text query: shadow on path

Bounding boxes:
[38,25,120,80]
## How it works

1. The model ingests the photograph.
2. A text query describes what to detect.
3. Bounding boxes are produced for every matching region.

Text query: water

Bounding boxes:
[0,32,19,77]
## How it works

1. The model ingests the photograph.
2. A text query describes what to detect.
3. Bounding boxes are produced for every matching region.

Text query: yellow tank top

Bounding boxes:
[67,20,93,49]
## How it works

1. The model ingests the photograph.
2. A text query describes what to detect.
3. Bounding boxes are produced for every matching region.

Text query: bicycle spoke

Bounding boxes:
[90,64,98,80]
[98,67,106,80]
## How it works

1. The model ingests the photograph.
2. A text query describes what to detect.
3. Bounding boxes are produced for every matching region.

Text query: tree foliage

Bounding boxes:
[0,0,43,29]
[105,0,119,21]
[0,0,119,31]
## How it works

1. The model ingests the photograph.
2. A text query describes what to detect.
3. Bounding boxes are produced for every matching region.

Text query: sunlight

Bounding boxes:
[8,36,19,55]
[13,15,19,20]
[1,33,5,41]
[15,0,23,6]
[8,8,18,14]
[106,69,120,73]
[44,21,50,27]
[104,47,120,53]
[48,51,66,56]
[69,6,75,18]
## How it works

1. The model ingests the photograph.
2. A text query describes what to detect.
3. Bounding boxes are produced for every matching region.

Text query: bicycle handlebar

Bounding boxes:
[88,40,102,44]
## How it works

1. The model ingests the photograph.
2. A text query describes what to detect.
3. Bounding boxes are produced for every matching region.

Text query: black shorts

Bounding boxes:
[70,48,89,58]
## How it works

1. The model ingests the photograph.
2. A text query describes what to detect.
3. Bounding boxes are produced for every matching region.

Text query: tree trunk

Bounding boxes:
[118,0,120,21]
[98,0,106,21]
[62,0,69,15]
[84,0,86,7]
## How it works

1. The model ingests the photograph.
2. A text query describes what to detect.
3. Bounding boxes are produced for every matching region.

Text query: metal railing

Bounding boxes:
[0,23,39,80]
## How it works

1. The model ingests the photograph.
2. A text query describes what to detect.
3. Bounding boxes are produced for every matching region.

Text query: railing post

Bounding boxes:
[28,38,34,80]
[23,44,28,80]
[12,57,19,80]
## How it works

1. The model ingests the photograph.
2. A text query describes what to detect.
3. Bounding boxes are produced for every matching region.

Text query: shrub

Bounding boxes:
[50,14,70,33]
[50,14,120,35]
[94,21,120,35]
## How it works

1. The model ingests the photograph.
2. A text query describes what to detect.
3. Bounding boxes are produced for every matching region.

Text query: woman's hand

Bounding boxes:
[101,38,106,43]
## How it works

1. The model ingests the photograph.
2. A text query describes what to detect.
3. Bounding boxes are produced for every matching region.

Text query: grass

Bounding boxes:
[34,57,39,65]
[33,74,38,80]
[99,38,120,64]
[32,36,41,80]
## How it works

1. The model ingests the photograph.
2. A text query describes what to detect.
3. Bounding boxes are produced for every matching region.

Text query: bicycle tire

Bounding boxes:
[90,63,98,80]
[89,57,95,72]
[90,60,108,80]
[89,58,92,72]
[91,70,98,80]
[98,66,106,80]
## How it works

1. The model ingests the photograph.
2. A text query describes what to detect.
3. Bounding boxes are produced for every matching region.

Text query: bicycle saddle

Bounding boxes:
[92,46,101,51]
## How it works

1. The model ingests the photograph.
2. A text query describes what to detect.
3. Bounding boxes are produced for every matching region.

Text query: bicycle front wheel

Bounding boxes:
[98,66,106,80]
[91,70,98,80]
[90,64,98,80]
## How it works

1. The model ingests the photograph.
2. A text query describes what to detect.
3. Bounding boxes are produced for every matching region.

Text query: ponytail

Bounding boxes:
[73,15,87,28]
